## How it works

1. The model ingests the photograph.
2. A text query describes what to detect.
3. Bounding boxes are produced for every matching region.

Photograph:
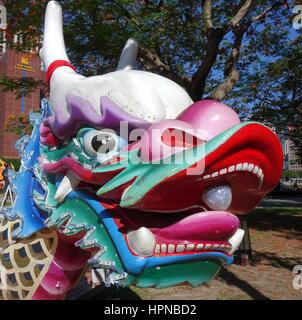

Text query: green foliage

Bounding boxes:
[0,76,44,99]
[5,113,33,137]
[0,158,21,171]
[282,170,302,179]
[1,0,301,157]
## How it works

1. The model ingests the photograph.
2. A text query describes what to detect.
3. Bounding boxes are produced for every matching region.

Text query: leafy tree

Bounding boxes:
[1,0,301,155]
[4,113,33,136]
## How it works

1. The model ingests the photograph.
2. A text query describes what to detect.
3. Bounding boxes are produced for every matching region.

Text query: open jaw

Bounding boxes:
[39,121,283,265]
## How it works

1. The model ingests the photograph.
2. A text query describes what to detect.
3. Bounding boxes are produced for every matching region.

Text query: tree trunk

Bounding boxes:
[189,30,224,101]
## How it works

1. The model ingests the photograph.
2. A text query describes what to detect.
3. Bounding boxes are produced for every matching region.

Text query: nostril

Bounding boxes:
[140,119,205,163]
[161,128,204,148]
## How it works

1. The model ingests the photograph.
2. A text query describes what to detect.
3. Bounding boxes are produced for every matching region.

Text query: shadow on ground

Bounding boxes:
[252,250,301,271]
[249,209,302,240]
[218,268,270,300]
[78,285,141,300]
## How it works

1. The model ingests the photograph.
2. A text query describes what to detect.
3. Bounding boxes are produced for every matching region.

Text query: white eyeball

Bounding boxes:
[82,130,125,162]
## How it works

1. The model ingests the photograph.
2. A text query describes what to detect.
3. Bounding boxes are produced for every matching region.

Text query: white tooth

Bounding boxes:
[168,244,175,253]
[176,245,185,253]
[258,169,263,177]
[186,244,195,251]
[220,244,226,249]
[211,172,219,178]
[205,244,212,250]
[228,228,245,254]
[258,174,264,190]
[161,244,167,253]
[213,244,219,249]
[228,165,235,173]
[155,244,160,253]
[242,163,249,170]
[203,175,211,180]
[202,185,232,211]
[83,163,93,170]
[69,152,79,161]
[236,163,243,171]
[54,171,81,204]
[127,227,156,256]
[253,166,259,174]
[121,185,131,202]
[195,244,204,251]
[220,168,227,175]
[247,163,254,172]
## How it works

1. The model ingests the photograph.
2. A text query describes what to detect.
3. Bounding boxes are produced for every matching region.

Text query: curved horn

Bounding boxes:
[117,38,139,71]
[41,1,71,69]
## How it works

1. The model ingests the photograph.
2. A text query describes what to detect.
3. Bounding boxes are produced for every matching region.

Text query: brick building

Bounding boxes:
[283,138,302,172]
[0,4,45,158]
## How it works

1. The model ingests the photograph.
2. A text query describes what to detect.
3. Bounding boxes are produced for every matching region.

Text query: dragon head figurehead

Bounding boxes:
[0,1,283,300]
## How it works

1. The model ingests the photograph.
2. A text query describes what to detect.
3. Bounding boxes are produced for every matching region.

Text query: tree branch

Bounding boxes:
[228,0,253,29]
[250,1,288,23]
[203,0,213,31]
[210,27,246,101]
[189,29,224,101]
[206,1,288,101]
[138,47,191,89]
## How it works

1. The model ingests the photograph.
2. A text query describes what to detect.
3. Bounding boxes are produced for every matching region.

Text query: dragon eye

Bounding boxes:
[82,130,125,162]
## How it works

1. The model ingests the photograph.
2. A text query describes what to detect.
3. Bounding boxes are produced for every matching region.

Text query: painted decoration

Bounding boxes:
[0,1,283,300]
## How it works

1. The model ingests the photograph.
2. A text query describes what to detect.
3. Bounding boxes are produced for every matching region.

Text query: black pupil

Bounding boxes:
[91,134,116,154]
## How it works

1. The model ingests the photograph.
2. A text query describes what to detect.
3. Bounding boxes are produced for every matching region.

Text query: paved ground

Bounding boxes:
[260,195,302,208]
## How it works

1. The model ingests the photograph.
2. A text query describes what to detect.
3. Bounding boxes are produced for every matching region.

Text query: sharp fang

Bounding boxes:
[55,171,81,203]
[228,228,245,254]
[121,185,131,202]
[127,227,156,256]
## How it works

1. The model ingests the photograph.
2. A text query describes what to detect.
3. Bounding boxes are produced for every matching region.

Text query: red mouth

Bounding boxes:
[102,202,240,257]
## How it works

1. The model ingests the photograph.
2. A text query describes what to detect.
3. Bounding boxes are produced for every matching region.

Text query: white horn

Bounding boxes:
[117,38,139,71]
[42,1,71,69]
